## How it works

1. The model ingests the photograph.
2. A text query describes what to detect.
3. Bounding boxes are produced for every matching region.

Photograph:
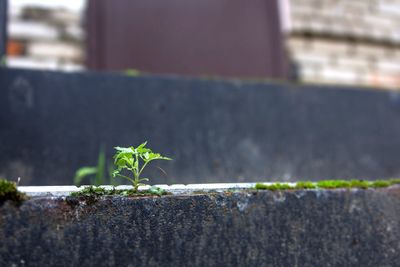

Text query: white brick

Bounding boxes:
[298,65,321,82]
[310,39,350,55]
[378,2,400,16]
[355,44,386,57]
[366,15,394,28]
[51,9,82,24]
[9,0,85,12]
[8,4,23,19]
[59,63,85,72]
[292,52,330,65]
[27,42,82,61]
[308,21,326,33]
[65,25,84,40]
[8,21,58,41]
[366,72,400,89]
[376,61,400,73]
[7,56,59,69]
[321,67,358,84]
[286,37,308,50]
[391,32,400,43]
[335,57,372,71]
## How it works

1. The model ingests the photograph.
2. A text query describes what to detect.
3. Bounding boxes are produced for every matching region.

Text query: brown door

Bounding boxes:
[86,0,288,79]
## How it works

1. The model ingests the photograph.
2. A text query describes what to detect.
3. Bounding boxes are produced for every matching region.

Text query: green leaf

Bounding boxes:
[136,142,151,154]
[115,159,123,167]
[112,142,172,190]
[74,167,98,185]
[137,147,151,154]
[108,163,120,186]
[137,141,148,149]
[148,186,166,196]
[114,146,133,153]
[95,149,106,186]
[142,152,150,160]
[143,153,172,163]
[115,153,130,163]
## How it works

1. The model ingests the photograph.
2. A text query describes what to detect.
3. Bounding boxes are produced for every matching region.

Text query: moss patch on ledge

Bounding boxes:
[255,179,400,191]
[69,186,169,202]
[0,179,28,206]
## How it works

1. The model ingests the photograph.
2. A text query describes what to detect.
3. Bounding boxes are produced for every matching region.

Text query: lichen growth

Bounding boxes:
[0,179,27,206]
[255,178,400,191]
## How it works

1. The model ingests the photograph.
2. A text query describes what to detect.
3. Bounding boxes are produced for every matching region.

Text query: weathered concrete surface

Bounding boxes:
[1,187,400,267]
[2,68,400,185]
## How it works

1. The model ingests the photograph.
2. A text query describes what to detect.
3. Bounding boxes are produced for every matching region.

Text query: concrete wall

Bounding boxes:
[2,68,400,185]
[1,187,400,266]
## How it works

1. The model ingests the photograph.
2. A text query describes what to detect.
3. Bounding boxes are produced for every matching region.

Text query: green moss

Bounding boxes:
[371,180,391,188]
[316,180,351,189]
[255,183,293,191]
[255,178,400,191]
[70,186,110,197]
[70,185,169,201]
[0,179,27,205]
[389,178,400,185]
[295,181,317,189]
[349,180,371,189]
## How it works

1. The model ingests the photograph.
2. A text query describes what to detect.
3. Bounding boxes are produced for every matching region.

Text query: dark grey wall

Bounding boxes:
[1,188,400,266]
[1,68,400,185]
[0,0,7,59]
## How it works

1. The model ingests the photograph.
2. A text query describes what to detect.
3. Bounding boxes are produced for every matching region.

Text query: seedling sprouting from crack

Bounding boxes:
[112,142,172,192]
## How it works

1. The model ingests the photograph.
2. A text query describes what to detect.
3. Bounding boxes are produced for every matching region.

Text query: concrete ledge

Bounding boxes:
[1,186,400,266]
[17,183,262,197]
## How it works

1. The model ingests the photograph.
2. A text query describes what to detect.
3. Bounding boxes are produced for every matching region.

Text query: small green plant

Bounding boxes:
[112,142,172,192]
[0,178,27,205]
[74,149,116,186]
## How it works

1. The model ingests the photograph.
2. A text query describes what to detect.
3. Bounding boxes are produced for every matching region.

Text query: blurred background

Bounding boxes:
[1,0,400,185]
[4,0,400,89]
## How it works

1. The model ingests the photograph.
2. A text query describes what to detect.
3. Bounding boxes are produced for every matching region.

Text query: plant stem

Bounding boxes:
[139,161,150,177]
[116,174,135,185]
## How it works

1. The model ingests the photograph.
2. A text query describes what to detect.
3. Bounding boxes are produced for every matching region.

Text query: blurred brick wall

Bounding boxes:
[287,0,400,89]
[7,4,84,71]
[5,0,400,90]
